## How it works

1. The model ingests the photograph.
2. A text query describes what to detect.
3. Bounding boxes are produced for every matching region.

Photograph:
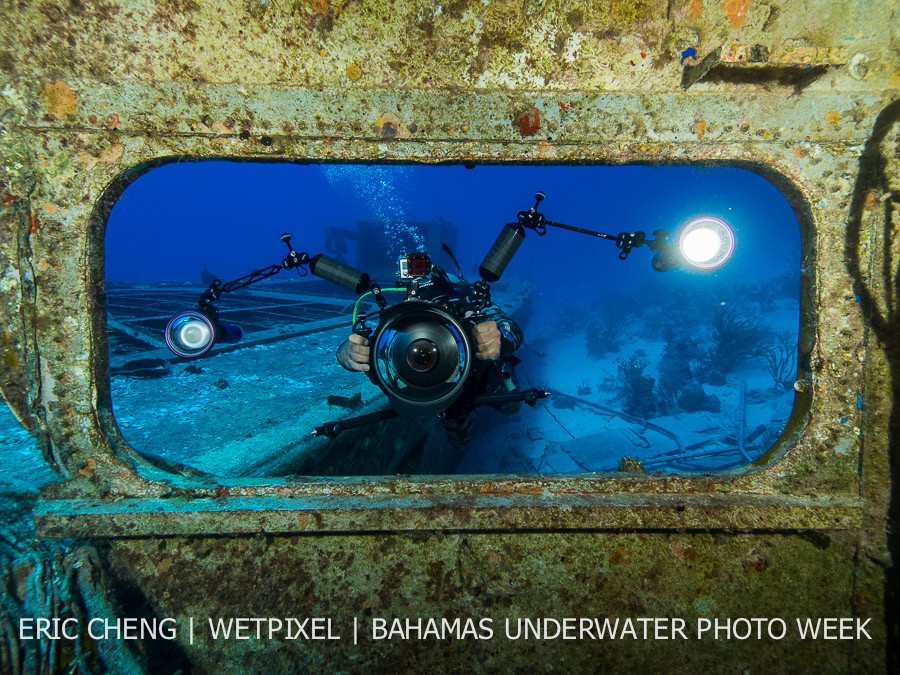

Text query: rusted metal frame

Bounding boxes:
[19,85,879,144]
[15,93,870,526]
[30,139,820,500]
[35,493,864,538]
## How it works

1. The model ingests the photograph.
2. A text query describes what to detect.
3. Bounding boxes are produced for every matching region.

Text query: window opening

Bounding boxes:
[105,163,801,477]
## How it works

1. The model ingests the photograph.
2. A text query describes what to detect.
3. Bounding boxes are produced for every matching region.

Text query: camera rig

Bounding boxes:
[165,192,732,438]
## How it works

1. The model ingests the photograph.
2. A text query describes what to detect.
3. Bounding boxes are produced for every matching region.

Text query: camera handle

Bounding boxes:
[470,279,492,313]
[351,280,387,338]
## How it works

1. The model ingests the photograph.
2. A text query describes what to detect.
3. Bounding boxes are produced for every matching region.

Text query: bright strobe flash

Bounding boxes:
[164,310,244,358]
[165,311,217,358]
[677,216,735,270]
[179,318,212,349]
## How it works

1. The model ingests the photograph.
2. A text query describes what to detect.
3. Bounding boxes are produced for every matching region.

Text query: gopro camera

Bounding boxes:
[398,253,432,280]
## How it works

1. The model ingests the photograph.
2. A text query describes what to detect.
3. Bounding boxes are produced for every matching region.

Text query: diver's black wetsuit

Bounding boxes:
[413,266,525,448]
[439,301,524,449]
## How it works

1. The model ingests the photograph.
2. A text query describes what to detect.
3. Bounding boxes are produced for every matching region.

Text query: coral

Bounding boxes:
[656,328,709,412]
[676,382,721,413]
[707,306,773,373]
[584,301,634,358]
[614,353,657,418]
[765,330,798,390]
[617,456,646,472]
[345,63,362,81]
[657,333,702,394]
[746,280,779,312]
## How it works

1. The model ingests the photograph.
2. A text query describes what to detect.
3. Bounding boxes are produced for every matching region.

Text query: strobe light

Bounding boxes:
[368,302,473,416]
[165,310,243,359]
[676,216,735,271]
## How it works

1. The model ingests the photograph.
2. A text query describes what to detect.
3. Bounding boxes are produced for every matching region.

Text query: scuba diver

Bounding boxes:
[336,264,525,449]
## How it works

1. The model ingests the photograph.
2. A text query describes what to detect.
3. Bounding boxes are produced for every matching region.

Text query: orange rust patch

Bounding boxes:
[722,0,749,29]
[105,113,119,128]
[29,212,38,235]
[516,107,541,137]
[99,142,125,163]
[345,63,362,81]
[377,112,411,139]
[824,110,842,124]
[689,0,703,19]
[41,80,79,119]
[862,190,878,211]
[695,119,707,140]
[41,203,58,214]
[794,146,808,158]
[669,541,698,560]
[310,0,328,13]
[78,458,97,477]
[536,140,557,159]
[609,547,631,566]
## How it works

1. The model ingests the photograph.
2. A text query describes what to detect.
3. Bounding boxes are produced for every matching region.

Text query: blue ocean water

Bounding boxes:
[107,163,797,289]
[104,162,801,476]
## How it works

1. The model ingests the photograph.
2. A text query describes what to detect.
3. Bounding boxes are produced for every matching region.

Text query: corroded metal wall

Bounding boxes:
[0,0,898,671]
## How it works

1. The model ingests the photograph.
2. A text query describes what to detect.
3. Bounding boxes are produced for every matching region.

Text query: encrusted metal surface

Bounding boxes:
[107,531,866,672]
[1,0,898,669]
[35,493,865,538]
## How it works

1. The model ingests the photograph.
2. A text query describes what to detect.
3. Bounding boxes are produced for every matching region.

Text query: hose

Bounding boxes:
[351,288,407,325]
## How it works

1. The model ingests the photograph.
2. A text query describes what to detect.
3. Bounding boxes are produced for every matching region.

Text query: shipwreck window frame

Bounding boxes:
[82,157,815,515]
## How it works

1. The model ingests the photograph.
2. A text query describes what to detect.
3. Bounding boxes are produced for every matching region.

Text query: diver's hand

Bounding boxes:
[338,334,370,372]
[472,320,502,360]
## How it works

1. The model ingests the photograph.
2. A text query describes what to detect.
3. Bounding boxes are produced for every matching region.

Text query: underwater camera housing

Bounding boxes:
[367,301,474,417]
[361,251,476,416]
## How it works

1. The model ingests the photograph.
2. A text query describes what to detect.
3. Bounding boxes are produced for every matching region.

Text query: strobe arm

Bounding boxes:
[479,192,662,284]
[197,232,312,313]
[474,388,549,407]
[525,192,655,260]
[198,264,286,313]
[497,193,736,272]
[313,408,400,438]
[312,389,550,438]
[166,232,375,359]
[196,232,374,313]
